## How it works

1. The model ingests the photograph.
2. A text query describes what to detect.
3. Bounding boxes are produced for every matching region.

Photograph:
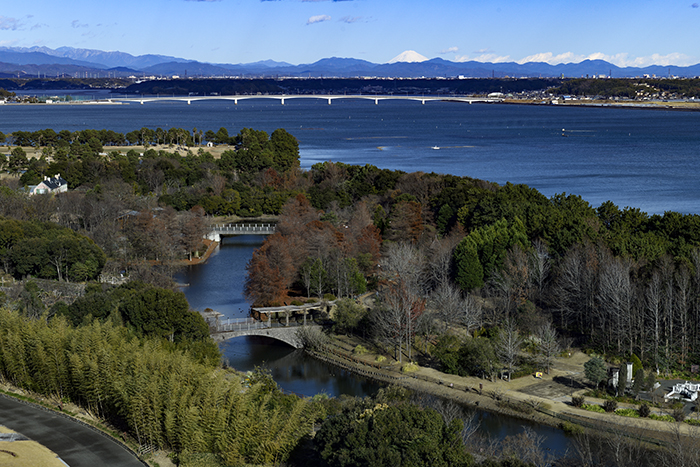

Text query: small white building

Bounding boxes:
[665,381,700,402]
[29,174,68,195]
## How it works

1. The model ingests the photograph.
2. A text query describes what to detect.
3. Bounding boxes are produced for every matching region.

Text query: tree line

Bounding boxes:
[550,78,700,99]
[0,217,105,282]
[247,164,700,376]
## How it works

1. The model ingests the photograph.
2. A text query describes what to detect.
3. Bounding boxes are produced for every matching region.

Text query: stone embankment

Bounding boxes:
[309,337,700,446]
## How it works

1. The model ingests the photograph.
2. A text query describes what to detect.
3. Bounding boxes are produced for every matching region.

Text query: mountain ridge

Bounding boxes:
[1,46,699,79]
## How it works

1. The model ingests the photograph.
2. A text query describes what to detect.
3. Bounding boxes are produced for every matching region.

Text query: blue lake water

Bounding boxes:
[1,98,699,214]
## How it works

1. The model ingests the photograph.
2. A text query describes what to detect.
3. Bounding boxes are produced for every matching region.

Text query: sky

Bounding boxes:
[1,0,699,67]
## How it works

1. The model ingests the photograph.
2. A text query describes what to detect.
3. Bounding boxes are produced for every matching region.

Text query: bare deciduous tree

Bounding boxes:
[529,239,550,303]
[462,293,482,334]
[430,283,462,332]
[496,318,522,381]
[538,321,560,374]
[377,242,426,362]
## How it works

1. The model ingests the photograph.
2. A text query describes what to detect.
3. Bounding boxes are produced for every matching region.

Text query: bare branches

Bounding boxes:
[496,318,522,382]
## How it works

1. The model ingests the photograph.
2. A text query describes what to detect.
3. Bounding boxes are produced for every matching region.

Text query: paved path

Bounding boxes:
[0,394,145,467]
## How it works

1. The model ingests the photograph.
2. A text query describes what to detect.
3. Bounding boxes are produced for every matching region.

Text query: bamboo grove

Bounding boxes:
[0,310,321,464]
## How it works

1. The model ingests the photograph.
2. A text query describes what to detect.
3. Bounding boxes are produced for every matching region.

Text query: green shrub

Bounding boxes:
[684,418,700,426]
[603,400,618,413]
[290,300,303,306]
[614,408,640,418]
[375,355,386,363]
[314,403,473,467]
[582,403,605,413]
[630,354,643,375]
[638,403,650,418]
[353,345,369,355]
[496,399,534,415]
[559,421,584,435]
[323,293,336,301]
[401,362,419,373]
[649,414,675,422]
[571,396,585,408]
[672,407,686,422]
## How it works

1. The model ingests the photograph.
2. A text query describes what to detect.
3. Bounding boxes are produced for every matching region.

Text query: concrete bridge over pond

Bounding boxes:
[207,223,275,242]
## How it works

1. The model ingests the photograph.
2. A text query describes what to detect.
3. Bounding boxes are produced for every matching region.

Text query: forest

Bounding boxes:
[3,124,700,466]
[550,78,700,99]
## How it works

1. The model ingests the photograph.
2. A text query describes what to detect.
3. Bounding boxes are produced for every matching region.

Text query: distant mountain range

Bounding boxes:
[1,46,699,79]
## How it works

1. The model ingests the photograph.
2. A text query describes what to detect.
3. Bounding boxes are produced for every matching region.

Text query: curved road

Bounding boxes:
[0,394,145,467]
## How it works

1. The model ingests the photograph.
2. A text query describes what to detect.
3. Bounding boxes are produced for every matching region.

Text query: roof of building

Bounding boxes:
[40,174,67,190]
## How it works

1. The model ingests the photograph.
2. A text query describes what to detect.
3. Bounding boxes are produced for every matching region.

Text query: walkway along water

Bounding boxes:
[306,336,696,451]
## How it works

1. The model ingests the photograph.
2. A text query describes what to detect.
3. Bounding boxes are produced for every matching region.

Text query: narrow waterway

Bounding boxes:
[178,234,573,456]
[178,235,385,398]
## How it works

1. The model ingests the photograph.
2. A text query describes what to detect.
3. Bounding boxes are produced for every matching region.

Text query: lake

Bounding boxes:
[1,98,699,214]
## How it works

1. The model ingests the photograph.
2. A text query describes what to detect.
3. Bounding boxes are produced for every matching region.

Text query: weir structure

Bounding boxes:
[107,94,503,106]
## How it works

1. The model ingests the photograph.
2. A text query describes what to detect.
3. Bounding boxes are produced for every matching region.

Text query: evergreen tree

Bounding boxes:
[584,356,607,389]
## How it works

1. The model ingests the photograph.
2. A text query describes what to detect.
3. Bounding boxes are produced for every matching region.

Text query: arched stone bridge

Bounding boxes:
[207,303,330,348]
[210,319,306,349]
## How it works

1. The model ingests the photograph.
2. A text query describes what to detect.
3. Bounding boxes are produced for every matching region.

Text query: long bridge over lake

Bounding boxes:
[207,223,275,242]
[107,94,502,106]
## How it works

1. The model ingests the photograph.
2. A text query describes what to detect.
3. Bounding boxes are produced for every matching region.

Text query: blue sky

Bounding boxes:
[2,0,699,66]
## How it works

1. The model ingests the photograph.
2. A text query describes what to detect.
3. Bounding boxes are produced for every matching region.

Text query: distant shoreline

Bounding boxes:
[4,96,700,112]
[501,98,700,112]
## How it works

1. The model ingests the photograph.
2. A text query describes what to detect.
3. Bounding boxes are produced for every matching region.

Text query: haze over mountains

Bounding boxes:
[2,46,700,79]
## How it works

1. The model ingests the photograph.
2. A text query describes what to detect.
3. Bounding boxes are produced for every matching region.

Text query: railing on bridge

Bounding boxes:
[207,223,276,241]
[211,223,276,234]
[108,94,503,106]
[213,317,271,333]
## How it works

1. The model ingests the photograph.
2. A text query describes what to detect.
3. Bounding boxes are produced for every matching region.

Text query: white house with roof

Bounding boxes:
[665,381,700,402]
[29,174,68,195]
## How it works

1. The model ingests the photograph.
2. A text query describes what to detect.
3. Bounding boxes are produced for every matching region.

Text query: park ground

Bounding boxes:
[316,331,700,446]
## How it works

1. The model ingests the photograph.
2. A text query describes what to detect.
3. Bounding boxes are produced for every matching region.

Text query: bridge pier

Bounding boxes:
[234,99,238,105]
[374,98,379,105]
[328,98,332,105]
[280,98,285,105]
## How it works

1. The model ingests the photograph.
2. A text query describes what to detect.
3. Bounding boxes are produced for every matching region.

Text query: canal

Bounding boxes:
[177,235,573,456]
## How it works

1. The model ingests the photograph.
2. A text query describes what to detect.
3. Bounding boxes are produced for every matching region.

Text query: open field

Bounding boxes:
[0,424,67,467]
[0,143,236,160]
